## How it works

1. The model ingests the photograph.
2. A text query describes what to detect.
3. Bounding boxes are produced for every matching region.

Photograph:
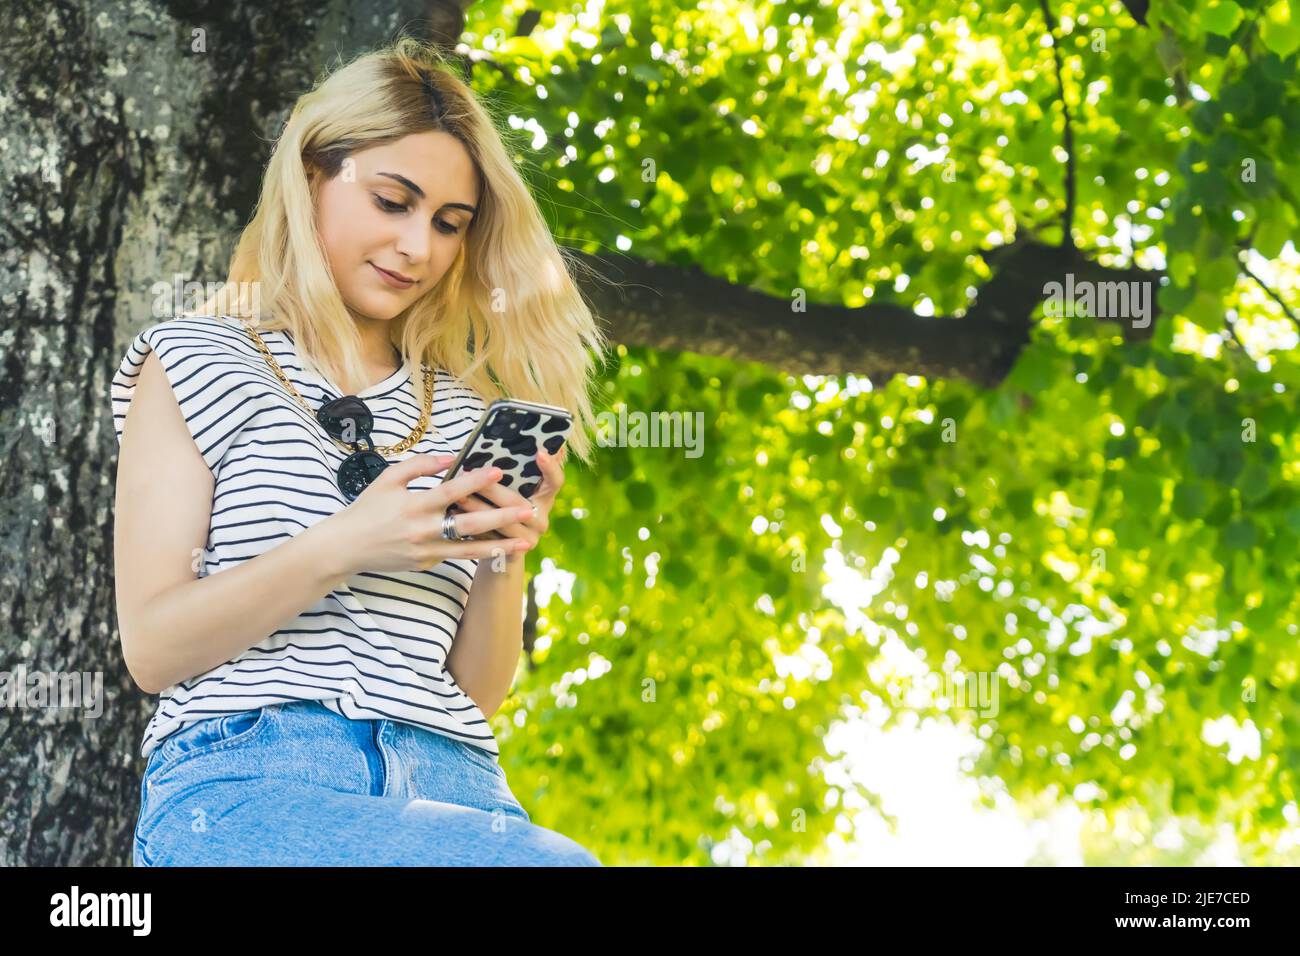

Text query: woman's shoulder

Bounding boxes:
[131,312,256,356]
[142,314,256,348]
[110,313,269,468]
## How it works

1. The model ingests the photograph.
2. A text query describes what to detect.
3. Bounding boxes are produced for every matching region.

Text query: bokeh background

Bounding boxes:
[2,0,1297,865]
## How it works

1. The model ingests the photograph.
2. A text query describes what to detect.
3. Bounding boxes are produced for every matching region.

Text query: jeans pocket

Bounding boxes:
[152,707,272,776]
[218,708,264,745]
[137,707,274,858]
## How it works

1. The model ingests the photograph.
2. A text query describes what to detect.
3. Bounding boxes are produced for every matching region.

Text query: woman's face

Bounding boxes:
[314,131,480,321]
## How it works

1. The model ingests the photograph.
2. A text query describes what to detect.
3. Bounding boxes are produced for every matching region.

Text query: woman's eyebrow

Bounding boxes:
[376,172,476,214]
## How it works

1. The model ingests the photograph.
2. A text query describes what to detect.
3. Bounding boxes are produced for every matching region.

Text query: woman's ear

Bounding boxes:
[303,159,323,198]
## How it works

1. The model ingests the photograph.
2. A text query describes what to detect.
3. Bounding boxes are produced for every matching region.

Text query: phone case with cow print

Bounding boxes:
[442,399,573,538]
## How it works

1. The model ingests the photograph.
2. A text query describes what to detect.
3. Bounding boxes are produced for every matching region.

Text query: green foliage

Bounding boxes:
[459,0,1300,864]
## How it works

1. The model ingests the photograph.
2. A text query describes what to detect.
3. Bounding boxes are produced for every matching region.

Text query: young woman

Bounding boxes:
[111,37,608,866]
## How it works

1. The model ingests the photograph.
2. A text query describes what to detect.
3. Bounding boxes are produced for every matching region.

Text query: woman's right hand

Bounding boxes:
[325,453,535,575]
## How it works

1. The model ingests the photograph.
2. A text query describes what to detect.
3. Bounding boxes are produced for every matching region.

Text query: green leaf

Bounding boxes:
[1173,482,1208,520]
[1197,256,1240,295]
[1188,170,1230,208]
[1205,488,1234,526]
[862,495,896,524]
[1188,441,1219,478]
[1203,1,1245,36]
[1105,435,1138,460]
[1158,281,1196,319]
[1215,443,1245,482]
[1169,252,1197,286]
[1239,462,1272,504]
[1006,488,1034,520]
[662,556,694,588]
[737,384,767,414]
[1285,507,1300,535]
[1261,2,1300,57]
[1005,344,1061,393]
[892,464,922,491]
[1222,517,1257,550]
[1121,472,1162,514]
[626,480,657,511]
[599,23,627,49]
[1254,208,1293,259]
[1185,289,1227,327]
[608,446,633,482]
[631,62,662,85]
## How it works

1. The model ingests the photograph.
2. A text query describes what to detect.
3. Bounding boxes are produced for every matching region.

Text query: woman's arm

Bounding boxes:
[113,349,354,694]
[445,550,527,720]
[442,446,567,720]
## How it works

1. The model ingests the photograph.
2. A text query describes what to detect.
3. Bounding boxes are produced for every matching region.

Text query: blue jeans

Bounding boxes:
[132,699,601,866]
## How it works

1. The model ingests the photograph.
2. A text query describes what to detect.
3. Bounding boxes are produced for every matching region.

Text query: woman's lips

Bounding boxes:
[370,262,415,289]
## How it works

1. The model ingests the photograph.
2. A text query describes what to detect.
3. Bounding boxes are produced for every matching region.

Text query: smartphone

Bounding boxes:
[441,399,574,539]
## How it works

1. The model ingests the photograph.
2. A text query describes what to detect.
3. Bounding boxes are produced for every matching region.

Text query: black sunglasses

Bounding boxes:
[317,395,388,501]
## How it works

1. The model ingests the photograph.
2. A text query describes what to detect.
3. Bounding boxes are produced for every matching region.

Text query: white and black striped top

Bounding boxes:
[111,313,500,759]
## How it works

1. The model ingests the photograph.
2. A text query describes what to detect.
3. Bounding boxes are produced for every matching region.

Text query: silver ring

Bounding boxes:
[442,511,462,541]
[529,501,539,521]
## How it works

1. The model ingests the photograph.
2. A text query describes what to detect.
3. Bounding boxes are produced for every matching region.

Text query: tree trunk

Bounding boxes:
[0,0,443,867]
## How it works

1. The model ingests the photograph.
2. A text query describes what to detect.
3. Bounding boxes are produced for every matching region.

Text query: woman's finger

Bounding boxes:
[458,479,530,511]
[441,501,535,540]
[537,448,566,493]
[449,503,533,541]
[431,465,505,512]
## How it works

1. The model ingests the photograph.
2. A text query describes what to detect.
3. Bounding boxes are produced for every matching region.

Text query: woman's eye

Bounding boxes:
[374,193,458,235]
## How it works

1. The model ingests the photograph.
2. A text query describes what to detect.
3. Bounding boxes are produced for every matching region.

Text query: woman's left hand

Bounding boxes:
[451,444,567,550]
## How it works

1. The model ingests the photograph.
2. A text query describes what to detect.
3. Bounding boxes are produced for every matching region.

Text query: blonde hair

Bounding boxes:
[197,36,609,465]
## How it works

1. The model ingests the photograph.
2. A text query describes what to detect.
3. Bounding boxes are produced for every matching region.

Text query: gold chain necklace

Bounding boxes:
[239,318,436,455]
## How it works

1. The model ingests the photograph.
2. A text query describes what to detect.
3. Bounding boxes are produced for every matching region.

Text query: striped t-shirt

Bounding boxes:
[111,313,501,759]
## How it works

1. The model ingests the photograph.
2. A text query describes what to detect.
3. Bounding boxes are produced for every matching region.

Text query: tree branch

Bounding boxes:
[1241,260,1300,333]
[1120,0,1149,26]
[563,240,1165,388]
[1038,0,1077,251]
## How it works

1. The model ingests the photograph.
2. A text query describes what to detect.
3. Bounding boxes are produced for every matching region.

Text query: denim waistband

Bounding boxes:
[141,698,524,817]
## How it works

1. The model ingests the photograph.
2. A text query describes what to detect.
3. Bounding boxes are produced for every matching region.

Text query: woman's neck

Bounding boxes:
[350,313,400,369]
